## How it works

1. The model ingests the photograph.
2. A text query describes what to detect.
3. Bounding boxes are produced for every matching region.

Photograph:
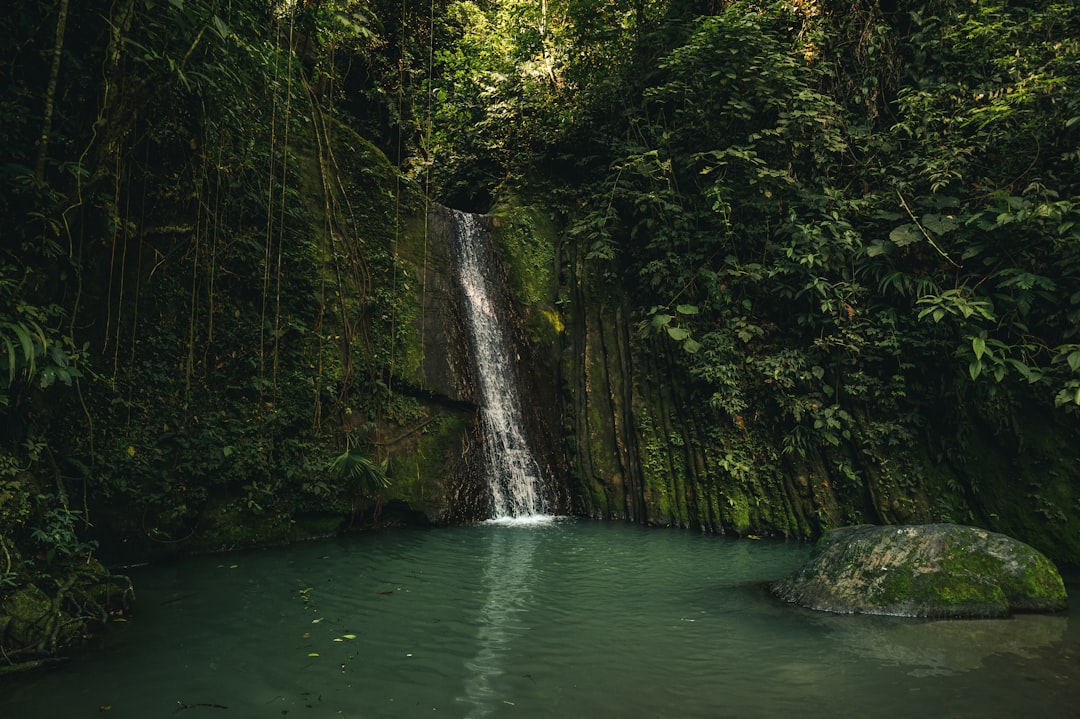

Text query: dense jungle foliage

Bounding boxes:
[2,0,1079,668]
[530,0,1080,551]
[426,0,1080,547]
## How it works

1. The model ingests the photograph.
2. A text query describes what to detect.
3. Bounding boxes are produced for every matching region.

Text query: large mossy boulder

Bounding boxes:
[771,524,1068,618]
[0,584,54,650]
[1,558,132,672]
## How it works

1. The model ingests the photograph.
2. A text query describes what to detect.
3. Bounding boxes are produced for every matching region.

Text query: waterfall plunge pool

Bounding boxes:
[2,520,1077,718]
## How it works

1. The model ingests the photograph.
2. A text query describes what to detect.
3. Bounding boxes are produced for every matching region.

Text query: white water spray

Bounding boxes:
[450,210,549,520]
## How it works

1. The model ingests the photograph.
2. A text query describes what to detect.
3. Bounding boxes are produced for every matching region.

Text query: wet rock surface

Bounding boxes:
[771,523,1068,618]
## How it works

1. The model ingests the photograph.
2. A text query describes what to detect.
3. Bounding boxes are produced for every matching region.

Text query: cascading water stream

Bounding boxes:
[449,209,550,521]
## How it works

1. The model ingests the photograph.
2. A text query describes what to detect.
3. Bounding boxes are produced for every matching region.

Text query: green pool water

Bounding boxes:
[2,519,1077,718]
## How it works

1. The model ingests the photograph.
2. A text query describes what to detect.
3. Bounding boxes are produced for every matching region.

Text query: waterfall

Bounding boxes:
[449,209,550,521]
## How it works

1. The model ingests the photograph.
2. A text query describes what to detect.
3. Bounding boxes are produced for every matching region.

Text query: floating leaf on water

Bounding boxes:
[308,653,320,657]
[312,618,324,624]
[333,638,343,642]
[229,565,238,569]
[342,634,357,640]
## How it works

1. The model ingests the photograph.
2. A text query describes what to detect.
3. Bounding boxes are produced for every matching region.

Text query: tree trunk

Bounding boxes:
[35,0,70,183]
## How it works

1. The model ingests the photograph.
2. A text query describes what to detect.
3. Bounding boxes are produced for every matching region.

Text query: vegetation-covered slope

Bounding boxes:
[2,0,1079,667]
[0,0,474,666]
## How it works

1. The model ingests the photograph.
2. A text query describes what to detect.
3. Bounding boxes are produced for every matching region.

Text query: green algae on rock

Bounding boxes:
[770,524,1068,618]
[0,558,132,672]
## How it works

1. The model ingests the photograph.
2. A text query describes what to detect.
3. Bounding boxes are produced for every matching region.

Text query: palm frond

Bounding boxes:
[327,447,390,490]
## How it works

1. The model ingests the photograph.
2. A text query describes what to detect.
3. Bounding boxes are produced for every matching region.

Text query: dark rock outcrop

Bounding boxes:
[770,523,1068,618]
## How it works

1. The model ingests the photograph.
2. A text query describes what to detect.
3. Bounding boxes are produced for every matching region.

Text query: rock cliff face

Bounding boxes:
[550,239,1080,564]
[416,207,476,406]
[769,524,1068,618]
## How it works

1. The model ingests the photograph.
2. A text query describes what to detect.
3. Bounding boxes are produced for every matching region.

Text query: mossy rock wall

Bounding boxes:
[556,231,1080,565]
[558,250,854,536]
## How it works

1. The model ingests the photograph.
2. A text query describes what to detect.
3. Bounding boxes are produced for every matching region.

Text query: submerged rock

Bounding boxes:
[770,524,1068,618]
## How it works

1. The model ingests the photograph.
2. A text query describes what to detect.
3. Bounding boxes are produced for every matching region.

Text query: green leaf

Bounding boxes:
[0,321,42,382]
[969,359,982,381]
[650,314,673,329]
[971,335,986,361]
[329,448,390,489]
[1005,358,1032,380]
[889,224,921,247]
[866,240,890,257]
[921,214,959,235]
[211,14,230,40]
[666,326,690,341]
[682,338,702,354]
[1068,351,1080,373]
[1,334,15,385]
[675,304,699,315]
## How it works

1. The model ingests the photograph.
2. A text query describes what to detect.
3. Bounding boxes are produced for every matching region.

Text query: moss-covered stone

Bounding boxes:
[770,523,1068,618]
[722,489,753,535]
[292,513,347,539]
[384,410,467,522]
[489,200,557,309]
[1,558,132,663]
[1,584,52,649]
[187,498,294,553]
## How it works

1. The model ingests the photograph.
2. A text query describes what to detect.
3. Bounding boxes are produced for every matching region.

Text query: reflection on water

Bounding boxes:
[460,524,542,716]
[0,521,1076,719]
[830,612,1069,677]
